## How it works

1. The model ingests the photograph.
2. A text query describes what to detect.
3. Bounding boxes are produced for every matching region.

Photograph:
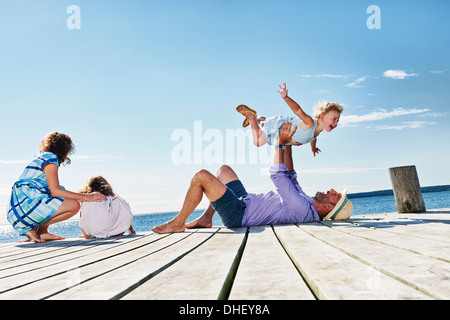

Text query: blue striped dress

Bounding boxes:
[7,152,64,235]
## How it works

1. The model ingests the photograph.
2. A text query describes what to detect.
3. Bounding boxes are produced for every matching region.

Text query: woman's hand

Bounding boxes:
[84,192,107,202]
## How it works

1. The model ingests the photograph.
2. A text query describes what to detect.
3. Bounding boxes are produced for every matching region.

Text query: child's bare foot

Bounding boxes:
[236,105,257,127]
[152,219,186,234]
[186,215,213,229]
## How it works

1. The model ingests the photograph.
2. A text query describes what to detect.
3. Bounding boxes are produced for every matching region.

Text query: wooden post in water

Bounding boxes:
[388,165,426,213]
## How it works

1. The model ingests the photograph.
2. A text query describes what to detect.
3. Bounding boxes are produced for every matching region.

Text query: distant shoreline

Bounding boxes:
[1,186,448,226]
[348,184,450,199]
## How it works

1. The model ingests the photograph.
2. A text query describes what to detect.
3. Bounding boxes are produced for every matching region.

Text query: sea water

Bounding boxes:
[1,192,449,244]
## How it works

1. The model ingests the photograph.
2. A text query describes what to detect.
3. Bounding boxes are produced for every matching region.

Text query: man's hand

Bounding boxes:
[278,122,298,145]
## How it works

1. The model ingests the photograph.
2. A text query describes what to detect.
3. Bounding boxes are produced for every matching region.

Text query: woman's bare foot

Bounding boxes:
[21,230,45,243]
[185,215,213,229]
[152,219,186,234]
[39,232,65,241]
[36,226,65,241]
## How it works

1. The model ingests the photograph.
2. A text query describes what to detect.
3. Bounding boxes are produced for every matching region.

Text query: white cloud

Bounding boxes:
[0,155,124,165]
[340,108,430,127]
[383,70,419,79]
[368,121,437,131]
[299,74,349,79]
[71,154,123,162]
[298,167,386,175]
[418,111,448,118]
[0,160,28,165]
[345,76,368,88]
[299,73,369,88]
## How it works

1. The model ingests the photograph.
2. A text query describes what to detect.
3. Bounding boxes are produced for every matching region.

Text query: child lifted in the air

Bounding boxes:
[237,83,343,156]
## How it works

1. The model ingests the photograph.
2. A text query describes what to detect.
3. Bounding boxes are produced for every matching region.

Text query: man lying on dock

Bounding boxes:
[152,123,353,234]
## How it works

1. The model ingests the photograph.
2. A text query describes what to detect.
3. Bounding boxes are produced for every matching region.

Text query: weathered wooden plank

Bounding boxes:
[274,224,430,300]
[0,232,167,298]
[0,235,141,276]
[122,228,247,300]
[47,228,219,300]
[354,209,450,222]
[383,223,450,243]
[347,215,450,243]
[0,238,99,261]
[1,210,449,300]
[321,220,450,262]
[229,226,315,300]
[297,223,450,299]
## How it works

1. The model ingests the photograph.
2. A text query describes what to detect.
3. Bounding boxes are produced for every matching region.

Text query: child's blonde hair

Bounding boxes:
[313,101,343,120]
[79,176,115,196]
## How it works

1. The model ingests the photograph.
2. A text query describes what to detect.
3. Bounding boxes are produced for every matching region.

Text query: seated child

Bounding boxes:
[78,176,135,238]
[237,83,343,156]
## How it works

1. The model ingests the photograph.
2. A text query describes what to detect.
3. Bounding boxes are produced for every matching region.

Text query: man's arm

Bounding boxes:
[270,122,306,203]
[284,145,294,172]
[273,122,298,166]
[273,123,305,194]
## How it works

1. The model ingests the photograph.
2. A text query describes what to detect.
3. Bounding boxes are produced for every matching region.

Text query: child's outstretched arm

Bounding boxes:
[278,83,314,128]
[310,139,321,157]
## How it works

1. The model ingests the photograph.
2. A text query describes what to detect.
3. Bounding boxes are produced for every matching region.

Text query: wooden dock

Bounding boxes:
[0,209,449,300]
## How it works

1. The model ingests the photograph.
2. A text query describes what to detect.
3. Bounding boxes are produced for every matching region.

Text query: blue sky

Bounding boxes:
[1,0,449,221]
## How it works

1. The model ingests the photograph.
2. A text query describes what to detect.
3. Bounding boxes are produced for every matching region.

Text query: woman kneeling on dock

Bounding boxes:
[153,123,353,234]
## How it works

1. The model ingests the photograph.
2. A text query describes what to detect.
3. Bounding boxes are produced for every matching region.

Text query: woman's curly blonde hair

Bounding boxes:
[79,176,115,196]
[313,101,343,120]
[40,132,75,166]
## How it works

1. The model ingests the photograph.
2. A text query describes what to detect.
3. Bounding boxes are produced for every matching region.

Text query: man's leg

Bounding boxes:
[185,203,215,229]
[186,165,241,229]
[152,169,228,234]
[216,165,240,184]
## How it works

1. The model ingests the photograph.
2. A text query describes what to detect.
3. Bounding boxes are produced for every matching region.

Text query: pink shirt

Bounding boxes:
[79,195,133,238]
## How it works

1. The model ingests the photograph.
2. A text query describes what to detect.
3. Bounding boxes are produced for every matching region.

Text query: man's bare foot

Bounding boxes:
[152,220,186,234]
[21,230,45,243]
[185,216,212,229]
